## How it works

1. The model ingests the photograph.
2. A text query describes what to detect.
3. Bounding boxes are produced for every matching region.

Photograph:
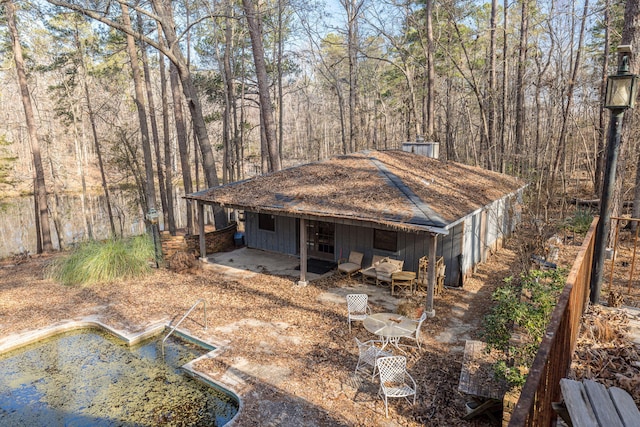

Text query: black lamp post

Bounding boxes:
[146,208,160,268]
[590,45,639,304]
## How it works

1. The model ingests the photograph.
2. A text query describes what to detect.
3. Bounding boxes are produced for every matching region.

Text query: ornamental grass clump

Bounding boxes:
[48,235,155,286]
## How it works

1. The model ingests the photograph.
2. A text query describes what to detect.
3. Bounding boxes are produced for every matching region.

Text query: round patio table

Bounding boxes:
[363,312,417,352]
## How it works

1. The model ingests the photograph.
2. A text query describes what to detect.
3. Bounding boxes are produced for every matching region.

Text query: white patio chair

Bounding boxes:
[376,355,417,417]
[346,294,371,331]
[401,311,428,351]
[338,251,364,278]
[354,337,392,379]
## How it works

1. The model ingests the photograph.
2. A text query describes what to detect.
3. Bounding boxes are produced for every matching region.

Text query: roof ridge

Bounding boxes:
[369,156,448,228]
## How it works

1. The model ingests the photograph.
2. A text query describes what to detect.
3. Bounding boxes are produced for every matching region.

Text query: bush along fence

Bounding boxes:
[507,217,598,426]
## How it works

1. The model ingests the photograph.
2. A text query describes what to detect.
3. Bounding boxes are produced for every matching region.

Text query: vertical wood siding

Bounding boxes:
[242,187,524,287]
[245,212,298,255]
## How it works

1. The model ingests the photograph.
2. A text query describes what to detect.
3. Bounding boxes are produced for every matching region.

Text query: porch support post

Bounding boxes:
[425,232,437,317]
[198,202,206,261]
[298,218,308,286]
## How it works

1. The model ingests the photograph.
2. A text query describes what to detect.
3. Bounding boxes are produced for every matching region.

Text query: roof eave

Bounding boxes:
[186,198,449,235]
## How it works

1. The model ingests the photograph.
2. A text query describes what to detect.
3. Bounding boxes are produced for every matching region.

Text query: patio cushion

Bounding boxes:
[376,262,399,277]
[338,262,361,275]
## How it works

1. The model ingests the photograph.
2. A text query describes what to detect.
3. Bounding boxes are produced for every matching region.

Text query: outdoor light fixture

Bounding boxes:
[604,45,639,110]
[590,45,639,304]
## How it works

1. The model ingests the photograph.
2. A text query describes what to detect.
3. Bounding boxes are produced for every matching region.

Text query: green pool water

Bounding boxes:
[0,329,238,426]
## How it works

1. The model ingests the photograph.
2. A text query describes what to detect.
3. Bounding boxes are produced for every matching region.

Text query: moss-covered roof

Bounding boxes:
[186,150,526,233]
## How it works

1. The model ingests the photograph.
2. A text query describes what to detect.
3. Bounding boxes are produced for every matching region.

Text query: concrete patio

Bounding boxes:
[204,247,401,312]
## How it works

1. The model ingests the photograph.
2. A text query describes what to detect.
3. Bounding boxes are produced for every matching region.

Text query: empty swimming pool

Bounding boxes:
[0,329,238,426]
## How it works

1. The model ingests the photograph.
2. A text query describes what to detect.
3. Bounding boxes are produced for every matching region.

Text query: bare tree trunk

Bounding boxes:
[44,0,227,228]
[66,80,92,240]
[260,121,269,173]
[122,4,156,214]
[157,27,176,234]
[276,0,285,165]
[153,0,227,228]
[448,19,490,167]
[76,25,117,238]
[219,0,235,183]
[153,1,220,195]
[500,0,509,173]
[6,0,53,252]
[138,12,172,231]
[337,88,348,154]
[33,178,43,253]
[425,0,435,140]
[242,0,282,172]
[169,60,194,234]
[346,0,362,152]
[220,43,231,184]
[550,0,589,196]
[239,45,247,179]
[595,0,611,194]
[487,0,498,170]
[514,0,529,176]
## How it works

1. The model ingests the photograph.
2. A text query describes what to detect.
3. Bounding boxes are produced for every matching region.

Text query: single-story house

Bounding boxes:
[185,149,526,314]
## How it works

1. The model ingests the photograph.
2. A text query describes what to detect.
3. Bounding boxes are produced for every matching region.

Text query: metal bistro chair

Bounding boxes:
[376,355,418,417]
[346,294,371,332]
[354,337,393,379]
[401,311,428,351]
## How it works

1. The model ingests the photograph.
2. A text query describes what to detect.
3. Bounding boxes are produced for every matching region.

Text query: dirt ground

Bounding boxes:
[0,227,583,426]
[602,225,640,308]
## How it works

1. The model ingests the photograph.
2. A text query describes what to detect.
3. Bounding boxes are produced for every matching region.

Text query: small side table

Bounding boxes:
[391,271,416,296]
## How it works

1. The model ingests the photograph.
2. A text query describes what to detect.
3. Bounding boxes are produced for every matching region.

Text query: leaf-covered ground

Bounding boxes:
[2,224,617,426]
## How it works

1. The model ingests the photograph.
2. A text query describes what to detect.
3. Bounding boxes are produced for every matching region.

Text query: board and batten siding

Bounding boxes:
[436,223,464,286]
[334,223,432,278]
[244,212,298,255]
[242,187,523,288]
[458,191,523,284]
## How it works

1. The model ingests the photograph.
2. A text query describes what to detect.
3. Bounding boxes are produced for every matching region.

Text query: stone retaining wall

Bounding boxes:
[161,222,238,259]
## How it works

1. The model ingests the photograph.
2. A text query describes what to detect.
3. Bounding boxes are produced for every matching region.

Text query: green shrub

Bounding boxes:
[48,235,155,286]
[564,208,594,235]
[482,268,566,388]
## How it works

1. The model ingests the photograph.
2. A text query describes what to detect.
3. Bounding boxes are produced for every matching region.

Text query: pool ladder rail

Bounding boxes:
[162,298,207,356]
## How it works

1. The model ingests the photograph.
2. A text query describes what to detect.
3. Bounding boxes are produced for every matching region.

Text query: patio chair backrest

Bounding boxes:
[348,251,364,266]
[346,294,369,315]
[377,355,408,385]
[415,311,428,342]
[354,337,376,367]
[370,255,386,268]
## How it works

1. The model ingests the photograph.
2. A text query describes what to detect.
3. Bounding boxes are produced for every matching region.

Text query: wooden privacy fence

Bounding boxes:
[508,217,598,427]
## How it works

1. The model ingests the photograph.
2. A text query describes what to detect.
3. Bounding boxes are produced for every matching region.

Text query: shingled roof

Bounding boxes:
[185,150,525,234]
